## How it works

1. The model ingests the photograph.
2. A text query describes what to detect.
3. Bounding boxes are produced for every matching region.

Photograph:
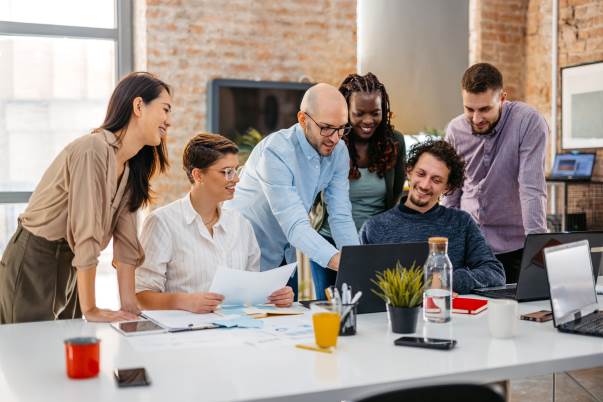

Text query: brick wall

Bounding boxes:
[557,0,603,228]
[469,0,529,100]
[134,0,357,207]
[472,0,603,229]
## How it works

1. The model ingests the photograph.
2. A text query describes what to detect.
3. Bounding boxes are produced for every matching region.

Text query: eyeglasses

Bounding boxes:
[209,167,239,181]
[303,112,352,138]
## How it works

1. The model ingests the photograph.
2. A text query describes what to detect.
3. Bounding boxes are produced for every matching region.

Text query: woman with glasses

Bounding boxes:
[0,72,171,324]
[310,73,406,299]
[135,133,293,312]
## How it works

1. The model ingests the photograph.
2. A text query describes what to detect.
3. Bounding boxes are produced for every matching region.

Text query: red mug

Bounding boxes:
[64,337,101,379]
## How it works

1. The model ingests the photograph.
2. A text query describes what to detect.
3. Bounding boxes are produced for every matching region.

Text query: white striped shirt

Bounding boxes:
[136,194,260,294]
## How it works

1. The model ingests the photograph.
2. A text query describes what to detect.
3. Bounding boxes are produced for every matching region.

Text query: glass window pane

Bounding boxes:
[0,0,115,29]
[0,203,118,309]
[0,35,115,191]
[0,203,26,253]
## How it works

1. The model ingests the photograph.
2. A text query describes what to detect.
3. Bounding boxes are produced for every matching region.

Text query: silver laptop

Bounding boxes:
[544,240,603,337]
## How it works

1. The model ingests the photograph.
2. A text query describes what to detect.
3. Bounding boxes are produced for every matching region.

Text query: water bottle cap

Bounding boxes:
[428,236,448,245]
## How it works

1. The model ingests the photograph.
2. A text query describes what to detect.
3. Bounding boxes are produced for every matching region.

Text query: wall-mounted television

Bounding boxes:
[208,79,312,143]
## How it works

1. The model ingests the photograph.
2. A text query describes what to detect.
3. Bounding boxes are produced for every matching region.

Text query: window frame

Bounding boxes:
[0,0,133,204]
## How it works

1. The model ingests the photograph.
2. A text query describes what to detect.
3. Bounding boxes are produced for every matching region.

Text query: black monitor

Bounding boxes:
[207,79,312,142]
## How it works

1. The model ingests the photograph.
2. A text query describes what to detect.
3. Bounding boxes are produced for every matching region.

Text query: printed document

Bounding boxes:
[209,262,297,305]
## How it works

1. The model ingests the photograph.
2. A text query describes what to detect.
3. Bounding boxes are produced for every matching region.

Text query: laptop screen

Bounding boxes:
[550,153,595,179]
[544,240,599,326]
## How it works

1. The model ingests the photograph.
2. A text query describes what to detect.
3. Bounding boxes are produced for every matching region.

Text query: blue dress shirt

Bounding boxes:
[224,123,359,270]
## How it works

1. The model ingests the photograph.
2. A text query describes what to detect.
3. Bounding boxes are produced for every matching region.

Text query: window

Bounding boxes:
[0,1,132,252]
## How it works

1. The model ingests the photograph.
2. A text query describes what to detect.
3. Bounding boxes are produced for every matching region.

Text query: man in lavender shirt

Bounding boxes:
[442,63,548,284]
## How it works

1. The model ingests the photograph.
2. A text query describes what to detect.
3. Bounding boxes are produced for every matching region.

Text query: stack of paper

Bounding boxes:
[209,263,297,305]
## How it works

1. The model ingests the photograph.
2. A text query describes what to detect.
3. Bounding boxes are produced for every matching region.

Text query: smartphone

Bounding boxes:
[394,336,456,350]
[111,319,166,336]
[520,310,553,322]
[114,368,151,387]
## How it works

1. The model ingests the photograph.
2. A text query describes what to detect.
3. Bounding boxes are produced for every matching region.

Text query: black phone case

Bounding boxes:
[394,337,457,350]
[114,368,151,387]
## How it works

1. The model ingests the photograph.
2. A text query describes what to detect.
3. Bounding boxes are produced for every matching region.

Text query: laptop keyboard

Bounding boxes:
[562,313,603,335]
[480,287,517,299]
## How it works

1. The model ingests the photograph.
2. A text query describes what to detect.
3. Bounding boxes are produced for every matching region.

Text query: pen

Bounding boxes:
[341,282,349,304]
[350,291,362,305]
[295,344,333,354]
[333,288,341,309]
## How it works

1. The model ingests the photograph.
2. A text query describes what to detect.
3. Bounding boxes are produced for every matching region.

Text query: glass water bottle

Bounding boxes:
[423,237,453,323]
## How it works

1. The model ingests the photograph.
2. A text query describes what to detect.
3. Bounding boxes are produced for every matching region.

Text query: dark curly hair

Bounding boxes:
[339,73,398,180]
[406,139,465,195]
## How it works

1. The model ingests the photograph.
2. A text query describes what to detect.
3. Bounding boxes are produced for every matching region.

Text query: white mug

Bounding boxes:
[488,299,518,339]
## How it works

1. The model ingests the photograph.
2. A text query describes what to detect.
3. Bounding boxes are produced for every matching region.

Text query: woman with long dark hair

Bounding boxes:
[310,72,406,299]
[0,72,171,323]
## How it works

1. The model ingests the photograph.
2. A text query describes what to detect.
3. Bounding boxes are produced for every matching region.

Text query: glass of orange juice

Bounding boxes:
[310,301,340,349]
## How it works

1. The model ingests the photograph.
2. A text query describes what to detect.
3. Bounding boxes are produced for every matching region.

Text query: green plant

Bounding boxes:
[234,127,264,164]
[422,127,445,138]
[370,262,424,308]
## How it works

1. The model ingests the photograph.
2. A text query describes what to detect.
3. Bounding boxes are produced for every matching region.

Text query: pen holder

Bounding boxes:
[339,303,357,336]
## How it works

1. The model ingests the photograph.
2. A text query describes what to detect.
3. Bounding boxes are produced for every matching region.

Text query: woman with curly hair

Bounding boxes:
[310,72,406,299]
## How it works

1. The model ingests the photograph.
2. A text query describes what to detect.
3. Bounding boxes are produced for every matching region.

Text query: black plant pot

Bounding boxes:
[387,304,420,334]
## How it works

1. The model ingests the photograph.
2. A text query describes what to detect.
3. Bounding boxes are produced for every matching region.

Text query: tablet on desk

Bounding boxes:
[111,319,167,336]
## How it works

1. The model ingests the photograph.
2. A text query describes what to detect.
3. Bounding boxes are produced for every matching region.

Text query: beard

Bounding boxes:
[470,120,496,135]
[469,107,502,135]
[408,191,431,208]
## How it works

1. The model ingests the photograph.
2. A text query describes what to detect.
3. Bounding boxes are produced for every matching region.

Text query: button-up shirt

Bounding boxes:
[136,194,260,294]
[19,129,144,269]
[442,101,548,254]
[224,123,359,269]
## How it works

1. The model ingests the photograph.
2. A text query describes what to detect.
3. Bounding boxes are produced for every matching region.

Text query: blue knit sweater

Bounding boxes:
[359,199,505,294]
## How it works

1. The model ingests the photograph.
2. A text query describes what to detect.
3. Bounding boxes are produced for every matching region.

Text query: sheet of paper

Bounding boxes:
[213,316,264,329]
[209,262,297,305]
[142,310,229,331]
[126,313,313,351]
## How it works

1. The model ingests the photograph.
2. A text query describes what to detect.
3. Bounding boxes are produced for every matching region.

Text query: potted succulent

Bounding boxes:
[371,262,424,333]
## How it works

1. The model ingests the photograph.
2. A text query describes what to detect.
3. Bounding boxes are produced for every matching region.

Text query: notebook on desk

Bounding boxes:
[472,232,603,302]
[141,310,221,332]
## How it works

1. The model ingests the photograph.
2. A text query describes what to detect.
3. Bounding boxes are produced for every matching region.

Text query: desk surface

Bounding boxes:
[1,300,602,402]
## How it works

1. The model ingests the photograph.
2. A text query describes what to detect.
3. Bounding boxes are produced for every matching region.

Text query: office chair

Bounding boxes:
[351,383,505,402]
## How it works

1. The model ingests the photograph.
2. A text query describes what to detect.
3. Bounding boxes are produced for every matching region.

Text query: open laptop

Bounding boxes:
[544,240,603,338]
[548,153,595,181]
[335,243,429,314]
[472,232,603,301]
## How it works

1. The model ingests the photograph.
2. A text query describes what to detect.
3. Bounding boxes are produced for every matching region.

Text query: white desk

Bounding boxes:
[0,300,601,402]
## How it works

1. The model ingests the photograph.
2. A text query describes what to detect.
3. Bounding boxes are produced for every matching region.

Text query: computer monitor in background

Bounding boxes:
[549,153,595,181]
[208,79,312,141]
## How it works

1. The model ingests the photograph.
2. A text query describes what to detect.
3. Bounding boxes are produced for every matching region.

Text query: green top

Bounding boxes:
[320,168,386,237]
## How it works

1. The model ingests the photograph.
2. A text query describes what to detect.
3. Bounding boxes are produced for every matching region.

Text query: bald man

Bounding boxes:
[224,83,359,298]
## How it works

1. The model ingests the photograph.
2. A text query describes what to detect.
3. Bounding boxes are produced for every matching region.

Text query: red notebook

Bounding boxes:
[452,297,488,315]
